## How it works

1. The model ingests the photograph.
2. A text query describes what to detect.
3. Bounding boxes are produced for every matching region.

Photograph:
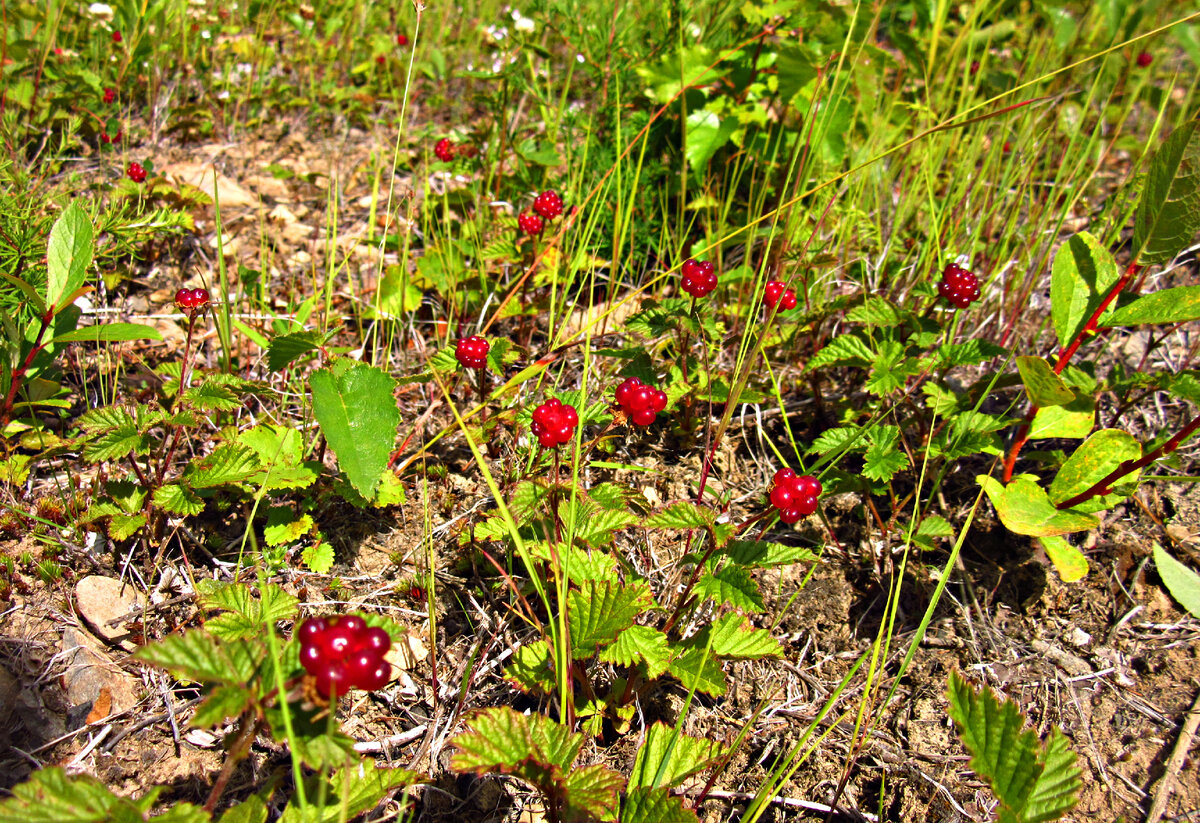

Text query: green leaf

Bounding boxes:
[46,203,94,312]
[720,540,819,567]
[569,581,654,657]
[693,612,780,659]
[0,767,134,823]
[978,476,1099,537]
[505,640,555,693]
[1050,232,1120,348]
[1015,356,1075,407]
[301,542,335,573]
[694,565,763,613]
[846,297,906,327]
[310,362,400,499]
[1025,729,1084,823]
[644,502,715,530]
[1037,536,1089,583]
[808,425,867,455]
[1048,429,1141,512]
[863,428,909,482]
[107,512,147,541]
[263,507,314,546]
[628,723,729,791]
[1106,285,1200,326]
[450,706,583,777]
[186,443,262,488]
[1153,542,1200,618]
[51,323,162,344]
[598,626,671,679]
[685,109,737,175]
[154,803,210,823]
[136,630,258,684]
[192,683,255,727]
[265,701,356,770]
[806,334,874,371]
[562,764,623,822]
[1133,119,1200,265]
[620,788,699,823]
[281,760,419,823]
[198,580,298,630]
[218,796,268,823]
[83,424,151,462]
[267,330,327,371]
[666,648,726,697]
[1028,395,1095,440]
[182,382,240,412]
[153,483,205,516]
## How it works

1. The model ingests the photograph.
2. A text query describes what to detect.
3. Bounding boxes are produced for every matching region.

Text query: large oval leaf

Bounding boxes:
[309,361,399,500]
[1050,232,1119,347]
[978,476,1098,537]
[46,203,94,312]
[1049,428,1141,512]
[1134,119,1200,265]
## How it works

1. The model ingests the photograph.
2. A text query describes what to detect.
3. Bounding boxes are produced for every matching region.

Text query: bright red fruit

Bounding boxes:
[1136,51,1153,67]
[455,335,490,369]
[763,280,797,311]
[680,258,717,299]
[531,398,578,448]
[127,161,146,183]
[614,377,667,427]
[517,211,544,236]
[937,262,981,309]
[397,33,410,46]
[297,614,392,700]
[769,469,821,523]
[532,190,563,220]
[112,31,123,44]
[103,87,116,104]
[434,138,455,162]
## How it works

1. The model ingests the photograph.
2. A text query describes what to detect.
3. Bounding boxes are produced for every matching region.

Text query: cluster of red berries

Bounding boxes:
[1136,51,1153,68]
[100,130,122,145]
[298,615,392,700]
[174,287,211,312]
[532,190,563,220]
[769,469,822,524]
[681,259,717,299]
[531,398,578,448]
[614,377,668,427]
[936,262,981,309]
[103,87,116,104]
[764,280,797,311]
[434,138,456,162]
[397,33,409,46]
[517,211,544,236]
[455,335,490,369]
[127,161,147,183]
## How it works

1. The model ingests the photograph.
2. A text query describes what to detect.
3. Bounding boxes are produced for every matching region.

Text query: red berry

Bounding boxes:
[190,287,210,308]
[112,30,123,44]
[769,471,821,522]
[319,623,358,659]
[360,627,391,657]
[355,661,392,691]
[763,280,797,311]
[532,190,563,220]
[103,87,116,104]
[937,262,980,309]
[455,335,490,369]
[298,617,328,643]
[397,33,410,46]
[300,643,326,675]
[434,138,455,162]
[127,161,146,183]
[336,614,367,636]
[313,661,351,699]
[1136,51,1152,68]
[517,211,544,236]
[531,398,578,448]
[615,377,666,426]
[174,288,192,309]
[680,259,717,299]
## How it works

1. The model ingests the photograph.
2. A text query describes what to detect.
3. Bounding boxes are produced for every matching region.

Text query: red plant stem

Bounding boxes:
[0,308,54,427]
[1002,260,1141,481]
[157,312,200,483]
[203,713,259,814]
[1056,409,1200,509]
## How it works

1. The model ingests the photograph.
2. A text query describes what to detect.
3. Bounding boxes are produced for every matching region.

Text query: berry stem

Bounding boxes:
[1002,259,1140,481]
[0,307,55,428]
[203,713,260,814]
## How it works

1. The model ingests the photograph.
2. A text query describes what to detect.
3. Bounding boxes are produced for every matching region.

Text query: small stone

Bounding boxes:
[75,576,144,651]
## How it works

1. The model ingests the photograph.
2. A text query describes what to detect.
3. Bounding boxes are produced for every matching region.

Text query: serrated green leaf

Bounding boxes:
[1024,729,1083,823]
[77,406,134,433]
[218,796,268,823]
[808,425,867,455]
[302,542,334,574]
[187,443,261,488]
[1015,356,1075,407]
[620,787,699,823]
[107,512,147,541]
[695,612,780,659]
[136,630,259,684]
[863,432,909,482]
[1107,285,1200,326]
[571,504,639,544]
[153,483,205,516]
[629,723,729,791]
[182,382,240,412]
[46,203,94,311]
[192,683,255,727]
[916,515,955,538]
[1048,429,1141,512]
[0,767,136,823]
[562,763,623,822]
[599,626,671,679]
[51,323,162,344]
[569,581,654,657]
[666,648,725,697]
[644,502,715,530]
[281,759,419,823]
[263,507,314,545]
[1134,120,1200,265]
[264,701,356,770]
[846,297,906,326]
[267,330,327,371]
[720,540,819,567]
[935,339,1008,367]
[310,363,400,499]
[978,476,1099,537]
[450,706,583,777]
[1037,536,1089,583]
[505,640,555,694]
[694,565,764,612]
[805,334,874,371]
[1170,372,1200,404]
[865,340,918,396]
[1154,542,1200,618]
[1050,232,1120,348]
[83,425,151,462]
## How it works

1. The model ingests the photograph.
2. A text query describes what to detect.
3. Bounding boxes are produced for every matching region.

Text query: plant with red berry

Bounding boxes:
[518,210,544,236]
[532,190,563,220]
[768,468,822,523]
[680,258,717,299]
[298,614,392,700]
[111,30,122,44]
[455,335,490,369]
[531,398,578,448]
[127,161,147,183]
[434,138,455,162]
[397,33,409,46]
[763,280,797,312]
[614,377,667,426]
[103,87,116,104]
[937,262,980,309]
[1135,51,1152,67]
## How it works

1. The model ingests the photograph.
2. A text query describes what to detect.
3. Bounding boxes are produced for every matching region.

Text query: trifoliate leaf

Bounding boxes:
[691,612,780,659]
[694,565,764,612]
[666,648,726,697]
[182,382,240,412]
[301,542,334,574]
[152,483,204,516]
[450,706,583,776]
[644,502,715,530]
[629,722,729,791]
[599,626,671,679]
[569,581,654,657]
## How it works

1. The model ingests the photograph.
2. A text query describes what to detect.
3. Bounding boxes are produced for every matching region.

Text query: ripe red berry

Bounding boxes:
[763,280,797,311]
[434,138,455,162]
[191,287,210,307]
[112,30,122,44]
[397,33,409,46]
[532,190,564,220]
[127,161,147,183]
[614,377,667,427]
[769,470,821,523]
[296,613,393,700]
[680,258,717,299]
[936,262,981,309]
[103,87,116,104]
[455,335,490,369]
[1136,51,1152,68]
[531,398,578,448]
[517,211,544,236]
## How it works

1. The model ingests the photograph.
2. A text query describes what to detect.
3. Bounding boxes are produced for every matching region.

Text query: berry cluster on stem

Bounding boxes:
[937,262,980,309]
[531,399,578,448]
[680,259,717,299]
[455,335,489,370]
[769,469,821,523]
[298,615,392,700]
[763,280,797,311]
[532,190,563,220]
[614,377,667,426]
[174,287,210,314]
[517,211,544,236]
[127,161,147,183]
